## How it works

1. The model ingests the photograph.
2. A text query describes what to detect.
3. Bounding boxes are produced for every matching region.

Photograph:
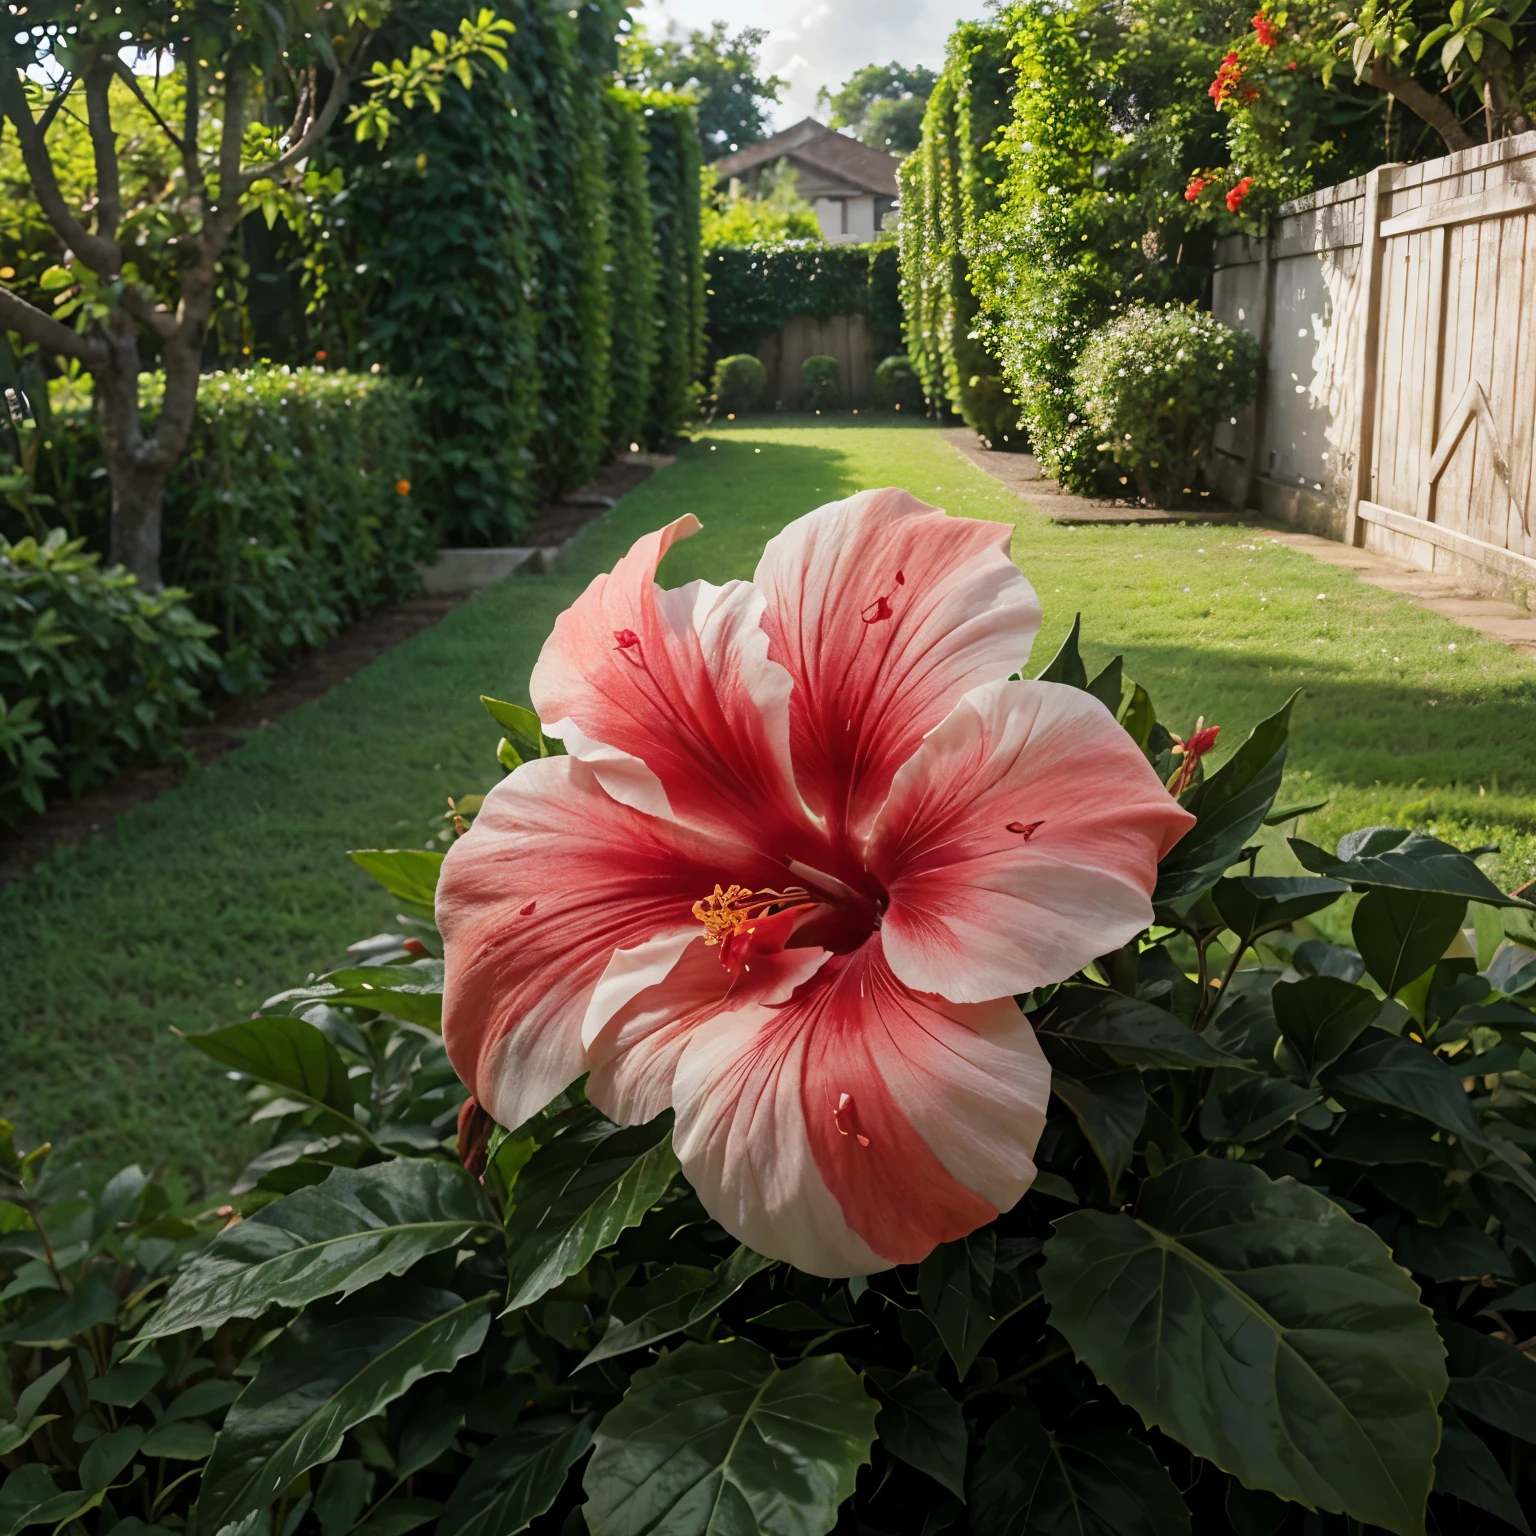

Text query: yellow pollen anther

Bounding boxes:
[692,884,808,946]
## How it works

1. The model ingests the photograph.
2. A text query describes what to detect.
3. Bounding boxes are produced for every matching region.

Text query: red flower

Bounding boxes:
[1251,10,1279,47]
[1185,175,1210,202]
[1226,176,1254,212]
[1167,718,1221,796]
[1287,59,1299,69]
[1209,51,1244,106]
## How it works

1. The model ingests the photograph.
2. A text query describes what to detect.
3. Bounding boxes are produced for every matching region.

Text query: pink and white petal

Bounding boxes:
[671,944,1046,1275]
[869,679,1195,1003]
[752,488,1042,843]
[529,515,810,847]
[585,933,829,1128]
[435,755,754,1131]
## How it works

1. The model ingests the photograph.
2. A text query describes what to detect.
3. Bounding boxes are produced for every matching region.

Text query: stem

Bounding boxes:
[965,1345,1072,1400]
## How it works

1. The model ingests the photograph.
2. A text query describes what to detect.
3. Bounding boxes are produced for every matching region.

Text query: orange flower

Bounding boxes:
[1226,176,1255,213]
[1251,10,1279,47]
[395,479,411,495]
[1209,52,1244,105]
[1185,175,1211,202]
[315,349,328,362]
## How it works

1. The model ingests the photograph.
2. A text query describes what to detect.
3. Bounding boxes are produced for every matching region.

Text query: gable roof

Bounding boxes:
[710,118,901,198]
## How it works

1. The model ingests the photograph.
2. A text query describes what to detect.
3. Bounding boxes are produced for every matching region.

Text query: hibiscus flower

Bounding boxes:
[437,490,1193,1275]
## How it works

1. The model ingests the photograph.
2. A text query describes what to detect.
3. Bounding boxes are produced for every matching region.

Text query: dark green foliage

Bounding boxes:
[39,368,429,692]
[1074,304,1260,505]
[0,530,216,825]
[8,634,1536,1536]
[819,62,939,155]
[705,242,902,369]
[800,355,843,412]
[639,93,706,448]
[711,354,768,415]
[898,20,1024,448]
[604,89,659,453]
[873,354,926,411]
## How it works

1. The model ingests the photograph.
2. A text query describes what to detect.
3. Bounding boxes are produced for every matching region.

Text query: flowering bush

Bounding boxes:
[1074,304,1261,505]
[4,494,1536,1536]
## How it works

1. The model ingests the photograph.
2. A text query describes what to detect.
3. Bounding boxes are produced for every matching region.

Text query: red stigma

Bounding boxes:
[1006,820,1045,841]
[520,900,537,915]
[861,571,905,624]
[613,628,640,652]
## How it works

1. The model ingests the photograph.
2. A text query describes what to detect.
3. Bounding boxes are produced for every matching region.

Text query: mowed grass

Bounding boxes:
[6,416,1535,1177]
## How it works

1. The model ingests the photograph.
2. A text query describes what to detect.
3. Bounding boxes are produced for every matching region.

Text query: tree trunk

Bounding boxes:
[1369,58,1477,154]
[107,459,170,589]
[93,323,165,589]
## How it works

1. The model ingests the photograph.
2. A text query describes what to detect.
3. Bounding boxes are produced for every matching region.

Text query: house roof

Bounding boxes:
[710,118,901,199]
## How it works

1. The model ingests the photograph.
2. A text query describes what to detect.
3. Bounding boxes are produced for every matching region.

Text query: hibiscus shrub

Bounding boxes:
[5,528,1536,1536]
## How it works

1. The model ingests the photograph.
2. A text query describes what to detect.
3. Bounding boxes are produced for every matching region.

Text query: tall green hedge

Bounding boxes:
[640,92,706,453]
[281,2,700,545]
[898,21,1022,448]
[704,242,902,370]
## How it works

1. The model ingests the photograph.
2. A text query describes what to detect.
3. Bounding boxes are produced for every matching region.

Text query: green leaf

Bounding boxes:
[871,1371,967,1500]
[434,1416,593,1536]
[1272,977,1381,1083]
[1326,1029,1480,1140]
[583,1340,877,1536]
[1262,797,1330,826]
[1086,655,1123,713]
[1291,828,1532,909]
[1199,1071,1320,1143]
[1444,1321,1536,1443]
[1,1269,119,1344]
[968,1404,1190,1536]
[1118,680,1156,753]
[1155,693,1297,902]
[1039,989,1246,1070]
[278,960,444,1030]
[1434,1419,1531,1534]
[140,1420,216,1460]
[79,1425,145,1491]
[315,1461,373,1536]
[503,1110,679,1312]
[348,850,445,913]
[356,1499,443,1536]
[918,1231,999,1378]
[1213,876,1349,945]
[142,1161,488,1338]
[88,1357,163,1407]
[177,1016,357,1126]
[1352,888,1467,996]
[1395,1223,1513,1282]
[1051,1068,1146,1188]
[16,1360,70,1423]
[580,1245,773,1368]
[1041,1158,1446,1536]
[479,698,562,764]
[0,1465,59,1536]
[199,1284,491,1532]
[1034,614,1087,689]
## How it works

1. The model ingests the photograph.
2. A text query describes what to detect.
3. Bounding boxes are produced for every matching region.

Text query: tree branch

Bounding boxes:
[1368,57,1478,153]
[239,63,358,189]
[111,59,187,153]
[118,285,177,341]
[83,57,123,241]
[0,67,120,273]
[0,284,108,365]
[182,56,203,201]
[36,73,76,136]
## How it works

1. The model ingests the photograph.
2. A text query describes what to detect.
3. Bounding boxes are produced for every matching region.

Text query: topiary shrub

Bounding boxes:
[711,353,768,416]
[1073,304,1259,506]
[872,354,926,412]
[801,354,842,412]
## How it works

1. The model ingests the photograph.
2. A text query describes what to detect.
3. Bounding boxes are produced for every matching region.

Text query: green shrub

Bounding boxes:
[4,635,1535,1536]
[800,354,842,411]
[42,367,430,693]
[1074,304,1260,505]
[0,529,217,825]
[604,88,660,453]
[711,353,767,414]
[872,353,927,412]
[704,242,902,372]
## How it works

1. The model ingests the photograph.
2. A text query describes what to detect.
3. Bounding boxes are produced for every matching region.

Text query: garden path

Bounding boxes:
[7,416,1534,1177]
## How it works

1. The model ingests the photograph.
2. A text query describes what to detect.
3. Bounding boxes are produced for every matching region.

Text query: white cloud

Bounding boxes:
[634,0,986,128]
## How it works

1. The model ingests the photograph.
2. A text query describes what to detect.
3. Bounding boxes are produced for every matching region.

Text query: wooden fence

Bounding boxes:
[1211,130,1536,602]
[755,313,878,409]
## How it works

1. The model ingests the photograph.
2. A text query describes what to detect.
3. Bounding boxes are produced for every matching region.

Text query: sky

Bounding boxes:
[633,0,987,128]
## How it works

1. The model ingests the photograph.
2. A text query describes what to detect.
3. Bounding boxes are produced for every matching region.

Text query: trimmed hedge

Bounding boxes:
[0,530,217,826]
[604,88,660,453]
[705,242,902,370]
[36,367,430,693]
[898,21,1022,448]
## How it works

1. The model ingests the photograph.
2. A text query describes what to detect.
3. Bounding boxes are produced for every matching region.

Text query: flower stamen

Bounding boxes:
[834,1091,871,1147]
[860,569,905,624]
[1167,717,1221,796]
[692,883,810,947]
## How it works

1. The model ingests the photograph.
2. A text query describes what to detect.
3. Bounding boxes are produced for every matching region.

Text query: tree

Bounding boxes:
[818,61,937,154]
[701,159,821,247]
[0,1,513,589]
[618,21,783,158]
[1214,0,1533,161]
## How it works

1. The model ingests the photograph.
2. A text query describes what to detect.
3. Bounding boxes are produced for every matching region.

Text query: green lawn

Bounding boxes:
[7,416,1535,1178]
